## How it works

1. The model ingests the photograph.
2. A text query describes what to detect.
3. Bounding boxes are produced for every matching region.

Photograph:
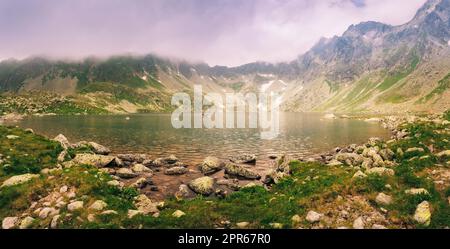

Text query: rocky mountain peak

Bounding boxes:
[343,21,392,38]
[410,0,449,24]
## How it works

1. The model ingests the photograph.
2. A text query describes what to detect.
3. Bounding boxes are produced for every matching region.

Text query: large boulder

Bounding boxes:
[72,154,116,168]
[88,142,111,155]
[229,154,257,164]
[1,174,39,188]
[199,157,224,174]
[188,176,215,195]
[224,164,261,180]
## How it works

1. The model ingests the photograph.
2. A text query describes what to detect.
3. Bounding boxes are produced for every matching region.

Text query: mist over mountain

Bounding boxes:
[1,0,450,114]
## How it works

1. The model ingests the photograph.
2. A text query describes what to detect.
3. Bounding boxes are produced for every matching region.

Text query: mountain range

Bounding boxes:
[1,0,450,114]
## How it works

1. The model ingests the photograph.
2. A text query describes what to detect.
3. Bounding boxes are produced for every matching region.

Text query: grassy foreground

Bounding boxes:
[0,112,449,229]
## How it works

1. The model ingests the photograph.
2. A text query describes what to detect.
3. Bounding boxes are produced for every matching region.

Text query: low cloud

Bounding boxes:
[0,0,427,66]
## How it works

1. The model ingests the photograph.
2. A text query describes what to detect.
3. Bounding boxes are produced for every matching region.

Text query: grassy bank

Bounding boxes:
[0,112,449,229]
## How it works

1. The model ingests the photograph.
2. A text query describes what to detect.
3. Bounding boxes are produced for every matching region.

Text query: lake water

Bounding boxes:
[14,113,390,165]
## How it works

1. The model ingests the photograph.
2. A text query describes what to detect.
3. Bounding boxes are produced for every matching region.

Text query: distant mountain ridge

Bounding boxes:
[1,0,450,114]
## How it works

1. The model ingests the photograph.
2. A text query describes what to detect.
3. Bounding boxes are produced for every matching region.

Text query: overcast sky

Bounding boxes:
[0,0,427,66]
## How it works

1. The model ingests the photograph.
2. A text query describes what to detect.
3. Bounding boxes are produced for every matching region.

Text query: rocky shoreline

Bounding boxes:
[0,112,449,229]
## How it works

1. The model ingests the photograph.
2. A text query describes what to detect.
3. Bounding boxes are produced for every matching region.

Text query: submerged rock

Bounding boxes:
[229,154,257,164]
[164,166,188,175]
[117,154,148,163]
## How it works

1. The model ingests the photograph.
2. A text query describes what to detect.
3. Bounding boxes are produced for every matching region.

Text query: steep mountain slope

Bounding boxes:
[1,0,450,114]
[285,0,450,113]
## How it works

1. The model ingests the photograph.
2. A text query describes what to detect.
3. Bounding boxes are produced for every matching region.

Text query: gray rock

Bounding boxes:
[335,153,364,166]
[175,184,192,199]
[375,193,393,205]
[414,201,431,226]
[116,168,137,178]
[130,177,148,189]
[199,157,224,174]
[164,166,188,175]
[50,215,60,229]
[367,167,395,176]
[117,154,148,163]
[305,211,323,223]
[89,200,108,211]
[172,210,186,218]
[72,154,116,168]
[405,188,430,196]
[188,176,215,195]
[38,207,59,219]
[224,163,261,180]
[2,217,19,229]
[53,134,70,149]
[229,154,257,164]
[134,194,159,215]
[352,170,367,179]
[372,224,387,229]
[436,150,450,158]
[379,149,394,161]
[353,217,365,229]
[1,174,39,188]
[131,164,152,174]
[19,216,35,229]
[68,201,84,212]
[88,142,111,155]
